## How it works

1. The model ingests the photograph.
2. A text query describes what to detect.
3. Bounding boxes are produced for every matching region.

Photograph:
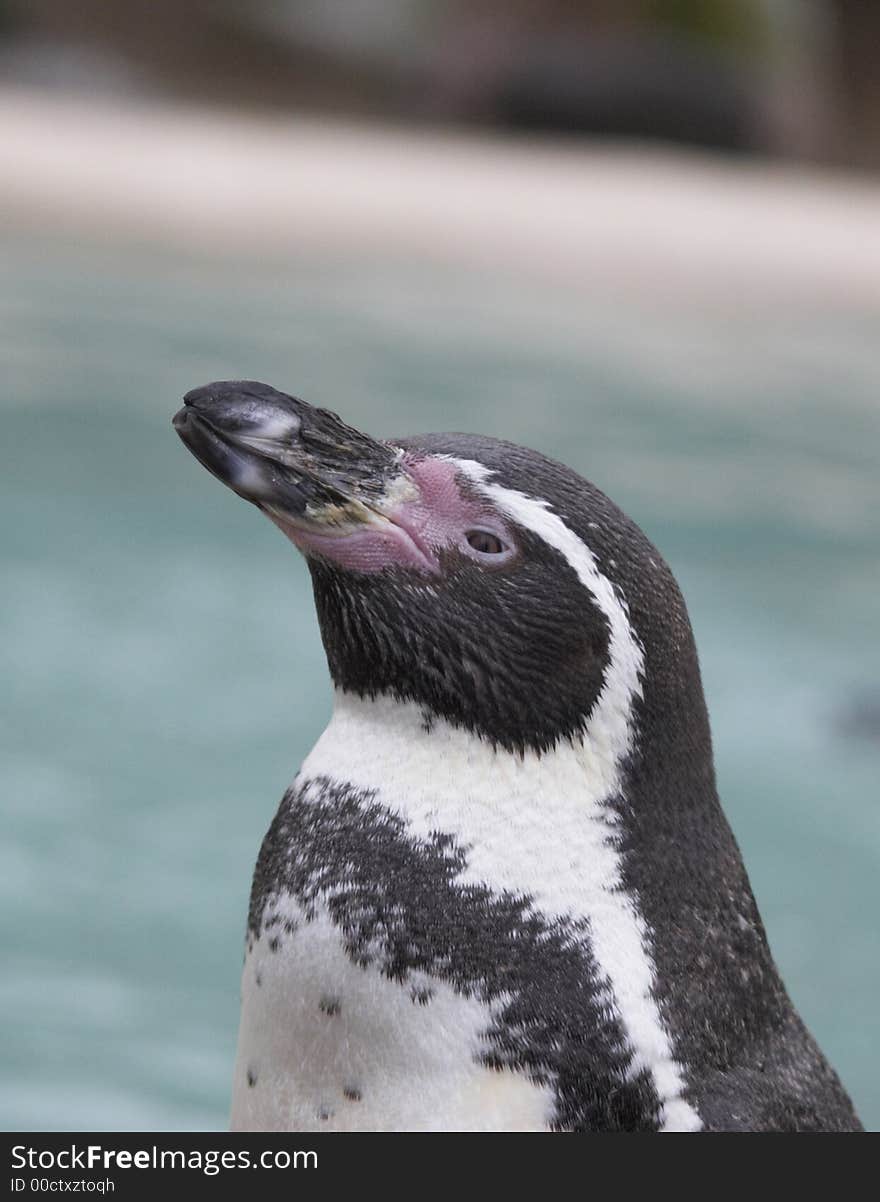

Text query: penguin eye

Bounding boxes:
[465,529,506,555]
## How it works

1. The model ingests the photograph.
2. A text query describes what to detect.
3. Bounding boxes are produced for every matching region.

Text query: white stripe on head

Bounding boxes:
[301,457,701,1132]
[453,457,644,780]
[453,458,700,1132]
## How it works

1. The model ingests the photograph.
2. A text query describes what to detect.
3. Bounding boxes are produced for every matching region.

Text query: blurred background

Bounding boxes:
[1,1,877,1132]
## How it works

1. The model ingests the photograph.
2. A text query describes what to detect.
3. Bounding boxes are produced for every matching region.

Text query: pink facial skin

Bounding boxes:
[269,454,516,575]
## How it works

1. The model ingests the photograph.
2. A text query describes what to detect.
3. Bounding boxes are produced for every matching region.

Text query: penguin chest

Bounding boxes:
[230,897,554,1132]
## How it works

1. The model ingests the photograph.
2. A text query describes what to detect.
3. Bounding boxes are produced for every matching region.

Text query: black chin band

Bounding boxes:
[307,529,610,755]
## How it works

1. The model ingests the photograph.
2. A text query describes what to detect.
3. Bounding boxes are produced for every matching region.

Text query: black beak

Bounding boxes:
[172,380,399,523]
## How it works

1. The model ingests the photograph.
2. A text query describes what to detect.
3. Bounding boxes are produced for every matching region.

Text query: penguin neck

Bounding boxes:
[298,682,725,918]
[300,688,639,917]
[298,685,707,1131]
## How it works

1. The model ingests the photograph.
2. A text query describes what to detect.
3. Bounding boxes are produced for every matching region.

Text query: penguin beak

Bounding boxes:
[172,380,406,536]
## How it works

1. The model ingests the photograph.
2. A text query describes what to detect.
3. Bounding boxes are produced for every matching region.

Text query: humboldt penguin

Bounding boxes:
[172,379,861,1132]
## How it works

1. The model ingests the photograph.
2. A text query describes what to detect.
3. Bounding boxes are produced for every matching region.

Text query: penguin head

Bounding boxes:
[174,380,700,755]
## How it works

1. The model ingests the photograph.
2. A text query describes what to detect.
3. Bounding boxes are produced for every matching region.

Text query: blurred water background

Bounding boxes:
[1,0,878,1132]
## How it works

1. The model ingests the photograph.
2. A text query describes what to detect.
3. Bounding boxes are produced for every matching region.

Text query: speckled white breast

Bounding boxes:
[230,898,554,1132]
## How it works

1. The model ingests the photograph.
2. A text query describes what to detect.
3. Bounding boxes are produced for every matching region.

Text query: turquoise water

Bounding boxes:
[1,233,877,1130]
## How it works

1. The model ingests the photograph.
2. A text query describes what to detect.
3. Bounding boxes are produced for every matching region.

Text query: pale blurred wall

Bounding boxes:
[1,0,878,168]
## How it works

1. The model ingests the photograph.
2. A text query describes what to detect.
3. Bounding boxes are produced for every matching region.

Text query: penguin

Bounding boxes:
[173,379,862,1133]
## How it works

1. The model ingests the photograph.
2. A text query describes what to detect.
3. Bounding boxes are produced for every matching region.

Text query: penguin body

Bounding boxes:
[173,385,862,1132]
